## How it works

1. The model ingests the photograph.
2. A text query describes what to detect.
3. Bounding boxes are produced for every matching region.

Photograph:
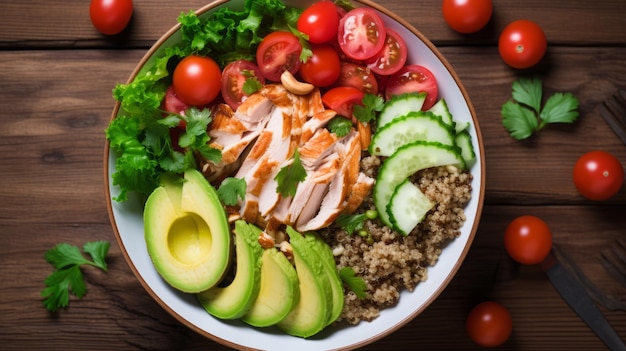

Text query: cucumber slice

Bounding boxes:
[455,129,476,167]
[377,92,427,129]
[369,111,456,156]
[427,98,454,127]
[454,120,470,134]
[374,141,465,227]
[387,179,434,235]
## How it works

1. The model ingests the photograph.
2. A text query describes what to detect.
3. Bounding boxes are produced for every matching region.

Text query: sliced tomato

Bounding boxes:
[297,1,339,44]
[256,31,303,82]
[221,60,265,110]
[337,8,386,61]
[384,64,438,110]
[335,62,378,94]
[162,85,189,128]
[365,28,407,75]
[299,44,341,87]
[322,86,364,118]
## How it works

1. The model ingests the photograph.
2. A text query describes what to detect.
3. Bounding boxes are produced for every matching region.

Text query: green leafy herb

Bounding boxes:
[218,177,247,206]
[501,77,580,140]
[336,213,367,235]
[242,71,264,95]
[180,108,222,164]
[41,241,110,312]
[339,267,367,299]
[275,148,307,197]
[328,116,353,137]
[353,94,384,124]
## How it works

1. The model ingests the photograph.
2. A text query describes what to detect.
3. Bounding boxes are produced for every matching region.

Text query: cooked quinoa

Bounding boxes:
[320,154,473,325]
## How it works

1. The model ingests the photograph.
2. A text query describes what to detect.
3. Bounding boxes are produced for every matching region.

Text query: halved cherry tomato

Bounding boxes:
[466,301,513,347]
[162,86,189,128]
[384,64,438,110]
[442,0,492,34]
[573,150,624,201]
[89,0,133,35]
[299,44,341,87]
[498,20,547,69]
[365,28,407,75]
[172,55,222,106]
[297,1,339,44]
[504,215,552,265]
[336,62,378,94]
[256,31,303,82]
[337,8,386,61]
[322,86,364,118]
[221,60,266,110]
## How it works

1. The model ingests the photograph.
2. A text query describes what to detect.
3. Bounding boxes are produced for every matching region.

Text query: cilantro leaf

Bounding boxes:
[42,241,110,312]
[339,267,367,299]
[353,94,384,124]
[242,76,263,95]
[179,108,222,164]
[511,77,543,114]
[540,92,580,125]
[335,213,367,235]
[275,148,307,197]
[218,177,247,206]
[328,116,353,137]
[501,100,539,140]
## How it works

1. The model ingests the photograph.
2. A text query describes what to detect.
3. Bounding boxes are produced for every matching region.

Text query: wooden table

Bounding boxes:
[1,0,624,350]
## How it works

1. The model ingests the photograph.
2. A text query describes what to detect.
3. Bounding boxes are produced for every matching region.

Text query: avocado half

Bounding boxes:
[143,169,231,293]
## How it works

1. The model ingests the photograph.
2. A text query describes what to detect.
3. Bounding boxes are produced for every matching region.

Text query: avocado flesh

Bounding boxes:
[277,227,333,338]
[143,169,231,293]
[304,232,344,326]
[241,247,299,327]
[197,220,264,319]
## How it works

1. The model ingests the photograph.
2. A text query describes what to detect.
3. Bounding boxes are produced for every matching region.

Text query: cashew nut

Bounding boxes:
[280,70,314,95]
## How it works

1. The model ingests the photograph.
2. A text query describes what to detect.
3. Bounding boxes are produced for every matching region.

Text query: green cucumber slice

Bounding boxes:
[455,129,476,167]
[377,92,427,129]
[427,98,454,127]
[369,111,456,156]
[374,141,465,227]
[387,179,434,235]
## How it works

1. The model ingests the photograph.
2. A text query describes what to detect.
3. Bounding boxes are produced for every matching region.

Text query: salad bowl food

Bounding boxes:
[104,0,485,349]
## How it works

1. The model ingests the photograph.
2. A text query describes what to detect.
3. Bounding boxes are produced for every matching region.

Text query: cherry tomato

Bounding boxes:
[504,215,552,265]
[172,55,222,106]
[256,31,303,82]
[162,86,189,128]
[365,28,408,75]
[337,8,386,60]
[384,64,438,110]
[573,150,624,201]
[466,301,513,348]
[299,44,341,87]
[322,86,364,118]
[442,0,492,34]
[89,0,133,35]
[297,1,339,44]
[221,60,266,110]
[498,20,547,69]
[336,62,379,94]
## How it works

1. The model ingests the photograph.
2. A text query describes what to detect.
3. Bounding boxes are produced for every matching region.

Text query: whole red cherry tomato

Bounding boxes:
[466,301,513,347]
[172,55,222,106]
[299,44,341,87]
[498,20,547,69]
[504,215,552,265]
[297,1,340,44]
[573,150,624,201]
[89,0,133,35]
[442,0,493,34]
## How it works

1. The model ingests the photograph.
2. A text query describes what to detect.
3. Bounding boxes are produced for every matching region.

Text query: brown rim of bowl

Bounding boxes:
[103,0,486,349]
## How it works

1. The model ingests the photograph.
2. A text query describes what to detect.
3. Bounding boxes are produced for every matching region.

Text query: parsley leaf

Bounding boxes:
[275,148,307,197]
[42,241,110,312]
[339,267,367,299]
[218,177,247,206]
[335,213,367,235]
[501,77,579,140]
[353,94,384,124]
[328,116,353,137]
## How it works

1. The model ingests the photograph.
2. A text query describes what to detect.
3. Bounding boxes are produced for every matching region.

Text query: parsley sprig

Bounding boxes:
[501,77,580,140]
[41,241,110,312]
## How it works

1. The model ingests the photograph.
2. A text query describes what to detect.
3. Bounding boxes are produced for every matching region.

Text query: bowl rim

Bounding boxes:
[103,0,486,349]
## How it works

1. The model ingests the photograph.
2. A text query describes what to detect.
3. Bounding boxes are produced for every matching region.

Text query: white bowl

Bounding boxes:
[104,0,485,349]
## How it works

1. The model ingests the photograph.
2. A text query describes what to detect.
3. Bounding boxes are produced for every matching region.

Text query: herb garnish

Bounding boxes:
[501,77,580,140]
[353,94,384,124]
[275,148,307,197]
[41,241,110,312]
[339,267,367,299]
[218,177,247,206]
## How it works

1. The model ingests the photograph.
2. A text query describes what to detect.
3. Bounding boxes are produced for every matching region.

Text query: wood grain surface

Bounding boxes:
[0,0,624,350]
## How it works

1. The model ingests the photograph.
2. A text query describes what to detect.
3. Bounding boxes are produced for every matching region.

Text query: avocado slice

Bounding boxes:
[241,247,300,327]
[144,169,231,293]
[304,232,345,326]
[277,227,332,338]
[197,220,264,319]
